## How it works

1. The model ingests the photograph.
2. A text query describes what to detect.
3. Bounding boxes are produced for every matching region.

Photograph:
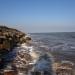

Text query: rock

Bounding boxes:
[0,26,30,70]
[0,26,26,51]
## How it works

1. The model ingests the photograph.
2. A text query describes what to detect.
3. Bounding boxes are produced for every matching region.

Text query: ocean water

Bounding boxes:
[30,32,75,63]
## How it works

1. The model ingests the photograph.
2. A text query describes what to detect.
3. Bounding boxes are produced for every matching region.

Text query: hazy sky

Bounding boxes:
[0,0,75,33]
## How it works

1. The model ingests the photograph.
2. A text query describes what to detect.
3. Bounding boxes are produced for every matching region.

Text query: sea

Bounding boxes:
[30,32,75,63]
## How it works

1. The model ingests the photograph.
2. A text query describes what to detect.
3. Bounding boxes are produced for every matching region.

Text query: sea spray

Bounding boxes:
[30,53,55,75]
[2,37,56,75]
[10,41,55,75]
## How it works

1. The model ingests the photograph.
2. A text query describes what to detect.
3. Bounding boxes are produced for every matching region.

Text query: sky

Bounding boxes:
[0,0,75,33]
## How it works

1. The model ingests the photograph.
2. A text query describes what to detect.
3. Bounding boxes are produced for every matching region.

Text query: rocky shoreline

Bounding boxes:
[0,26,55,75]
[0,26,75,75]
[0,26,31,69]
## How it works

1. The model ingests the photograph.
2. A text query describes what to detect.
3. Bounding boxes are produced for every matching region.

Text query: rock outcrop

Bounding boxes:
[0,26,32,70]
[0,26,28,51]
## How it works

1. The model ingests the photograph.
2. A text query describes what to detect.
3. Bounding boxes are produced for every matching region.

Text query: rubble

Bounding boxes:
[53,61,74,75]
